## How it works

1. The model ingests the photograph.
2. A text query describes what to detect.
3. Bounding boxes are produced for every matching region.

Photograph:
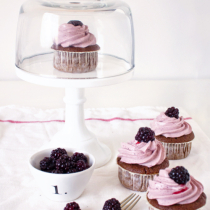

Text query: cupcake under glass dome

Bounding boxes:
[15,0,135,79]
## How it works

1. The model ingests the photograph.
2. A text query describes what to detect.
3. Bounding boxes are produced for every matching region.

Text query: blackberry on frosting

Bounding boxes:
[169,166,190,185]
[165,107,179,119]
[68,20,83,26]
[135,127,155,143]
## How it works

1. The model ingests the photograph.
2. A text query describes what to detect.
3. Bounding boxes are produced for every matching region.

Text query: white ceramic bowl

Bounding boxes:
[29,148,95,202]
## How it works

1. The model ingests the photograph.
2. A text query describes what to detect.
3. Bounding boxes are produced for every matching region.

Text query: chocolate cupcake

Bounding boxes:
[52,20,100,73]
[117,127,169,192]
[151,107,194,160]
[147,166,206,210]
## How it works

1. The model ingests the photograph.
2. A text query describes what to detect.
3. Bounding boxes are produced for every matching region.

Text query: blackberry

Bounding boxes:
[51,169,64,174]
[135,127,155,143]
[67,168,77,174]
[68,20,83,27]
[165,107,179,119]
[64,202,81,210]
[169,166,190,185]
[103,198,121,210]
[76,160,87,172]
[71,152,88,163]
[50,148,67,160]
[40,157,56,172]
[56,154,75,173]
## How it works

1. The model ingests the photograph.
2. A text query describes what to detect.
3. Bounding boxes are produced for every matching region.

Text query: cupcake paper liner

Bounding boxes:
[53,50,98,73]
[118,165,158,192]
[160,140,193,160]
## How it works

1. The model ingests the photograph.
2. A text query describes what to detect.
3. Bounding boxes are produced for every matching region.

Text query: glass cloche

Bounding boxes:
[15,0,135,80]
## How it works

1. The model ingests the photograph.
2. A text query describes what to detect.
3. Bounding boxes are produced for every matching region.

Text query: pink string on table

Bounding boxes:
[0,117,192,124]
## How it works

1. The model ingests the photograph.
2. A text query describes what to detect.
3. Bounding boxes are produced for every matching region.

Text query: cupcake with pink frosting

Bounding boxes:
[151,107,194,160]
[52,20,100,73]
[117,127,169,192]
[147,166,206,210]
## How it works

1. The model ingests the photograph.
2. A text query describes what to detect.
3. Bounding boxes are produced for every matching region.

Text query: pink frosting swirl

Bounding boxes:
[55,23,97,48]
[118,140,166,167]
[148,168,204,206]
[150,112,192,138]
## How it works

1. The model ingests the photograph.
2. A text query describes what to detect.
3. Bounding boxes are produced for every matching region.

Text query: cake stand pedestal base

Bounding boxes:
[16,67,132,168]
[41,87,111,168]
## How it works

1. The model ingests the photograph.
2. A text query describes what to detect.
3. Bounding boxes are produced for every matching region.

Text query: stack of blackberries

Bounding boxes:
[40,148,89,174]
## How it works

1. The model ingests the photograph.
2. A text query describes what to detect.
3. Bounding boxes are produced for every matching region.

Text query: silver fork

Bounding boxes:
[120,193,141,210]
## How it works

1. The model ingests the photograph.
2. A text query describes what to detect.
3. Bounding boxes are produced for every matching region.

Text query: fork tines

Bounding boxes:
[120,193,141,210]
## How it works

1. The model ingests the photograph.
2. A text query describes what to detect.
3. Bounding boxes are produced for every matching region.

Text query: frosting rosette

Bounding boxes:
[147,168,204,206]
[151,112,192,138]
[55,23,97,48]
[118,140,166,167]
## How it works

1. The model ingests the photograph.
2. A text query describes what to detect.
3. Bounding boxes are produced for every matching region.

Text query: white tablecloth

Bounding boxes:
[0,105,209,210]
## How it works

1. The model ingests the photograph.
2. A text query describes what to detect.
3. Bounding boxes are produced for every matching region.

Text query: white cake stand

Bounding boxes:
[16,53,134,168]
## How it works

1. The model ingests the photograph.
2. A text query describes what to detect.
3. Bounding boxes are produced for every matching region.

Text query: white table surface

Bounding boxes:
[0,79,210,138]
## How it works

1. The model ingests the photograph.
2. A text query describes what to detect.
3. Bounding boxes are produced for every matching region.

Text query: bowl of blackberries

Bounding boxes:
[29,148,95,202]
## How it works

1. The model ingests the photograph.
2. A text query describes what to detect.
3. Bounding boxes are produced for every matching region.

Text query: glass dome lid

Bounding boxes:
[15,0,135,80]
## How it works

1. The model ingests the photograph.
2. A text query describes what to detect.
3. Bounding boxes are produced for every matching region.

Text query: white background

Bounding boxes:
[0,0,210,80]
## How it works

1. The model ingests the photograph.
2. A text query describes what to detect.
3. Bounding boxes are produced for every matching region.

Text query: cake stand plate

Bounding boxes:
[16,67,134,168]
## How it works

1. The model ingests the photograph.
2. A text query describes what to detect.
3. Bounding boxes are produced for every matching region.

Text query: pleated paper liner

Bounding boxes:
[160,140,193,160]
[118,165,158,192]
[53,50,99,73]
